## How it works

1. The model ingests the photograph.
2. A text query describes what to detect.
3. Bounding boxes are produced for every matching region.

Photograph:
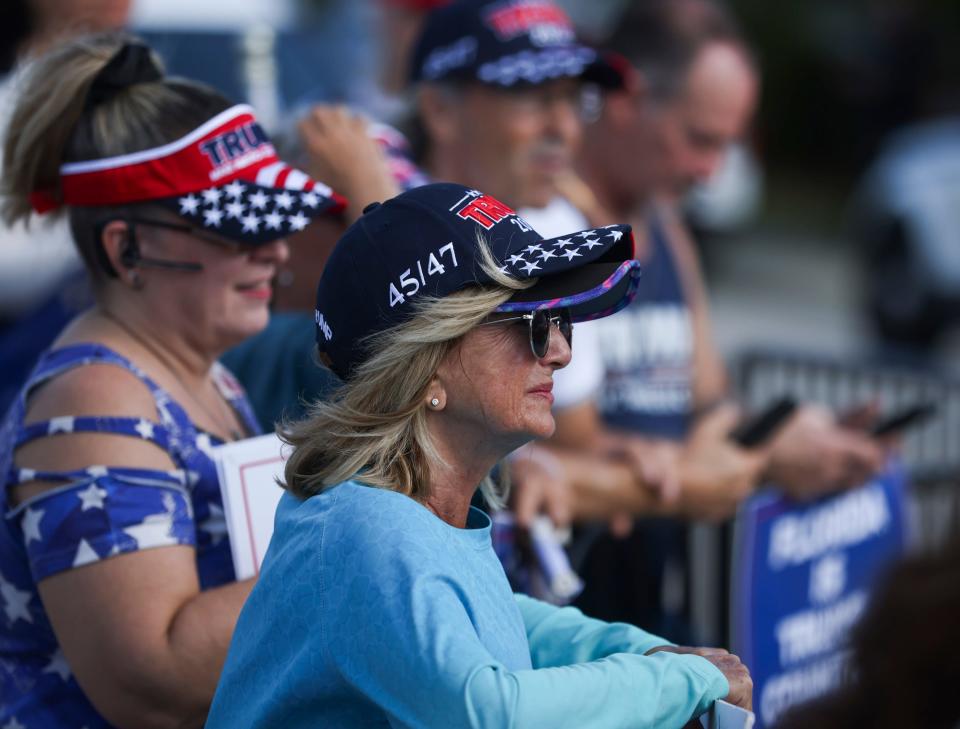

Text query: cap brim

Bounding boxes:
[155,177,346,246]
[475,45,619,88]
[494,223,641,321]
[497,259,641,321]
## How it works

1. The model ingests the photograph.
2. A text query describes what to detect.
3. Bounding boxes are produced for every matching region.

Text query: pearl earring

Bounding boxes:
[430,397,440,408]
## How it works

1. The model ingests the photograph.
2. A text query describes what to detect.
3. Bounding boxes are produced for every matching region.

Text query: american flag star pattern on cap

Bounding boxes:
[314,182,641,379]
[158,179,340,246]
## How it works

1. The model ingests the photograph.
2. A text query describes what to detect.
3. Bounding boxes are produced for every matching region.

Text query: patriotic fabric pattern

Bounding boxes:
[0,343,260,728]
[492,227,641,322]
[374,133,640,317]
[158,178,341,246]
[369,123,432,193]
[411,0,618,89]
[30,104,345,245]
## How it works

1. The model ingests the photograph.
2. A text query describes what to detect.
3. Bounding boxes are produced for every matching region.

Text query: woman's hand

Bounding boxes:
[647,645,753,711]
[297,105,400,222]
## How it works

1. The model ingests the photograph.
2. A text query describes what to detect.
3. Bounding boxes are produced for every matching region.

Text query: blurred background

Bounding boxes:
[95,0,960,372]
[4,0,959,536]
[110,1,960,648]
[114,0,960,500]
[3,0,960,717]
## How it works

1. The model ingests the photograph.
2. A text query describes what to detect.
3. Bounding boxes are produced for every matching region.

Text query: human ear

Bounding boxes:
[426,391,446,411]
[99,219,142,288]
[424,376,447,411]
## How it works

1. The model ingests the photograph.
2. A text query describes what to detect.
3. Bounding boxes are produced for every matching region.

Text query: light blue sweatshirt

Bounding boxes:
[207,480,728,728]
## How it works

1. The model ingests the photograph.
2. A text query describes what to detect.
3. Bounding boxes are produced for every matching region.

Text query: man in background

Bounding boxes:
[539,0,886,636]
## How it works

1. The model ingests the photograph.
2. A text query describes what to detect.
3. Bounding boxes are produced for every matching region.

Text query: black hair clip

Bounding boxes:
[85,42,162,110]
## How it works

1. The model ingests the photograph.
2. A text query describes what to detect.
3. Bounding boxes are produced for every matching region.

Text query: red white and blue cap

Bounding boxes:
[315,182,641,379]
[410,0,622,88]
[30,104,346,245]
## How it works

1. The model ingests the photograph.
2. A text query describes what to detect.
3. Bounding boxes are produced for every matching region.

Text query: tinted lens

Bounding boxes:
[557,309,573,349]
[529,310,552,359]
[528,309,573,358]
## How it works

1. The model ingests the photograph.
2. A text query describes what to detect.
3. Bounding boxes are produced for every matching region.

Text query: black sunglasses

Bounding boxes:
[93,215,256,276]
[482,308,573,359]
[124,216,249,250]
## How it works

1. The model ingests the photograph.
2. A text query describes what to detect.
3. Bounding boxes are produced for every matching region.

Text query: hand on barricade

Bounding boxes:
[605,437,681,536]
[646,645,753,711]
[508,445,573,530]
[608,437,682,506]
[675,405,768,521]
[297,105,399,221]
[766,404,885,500]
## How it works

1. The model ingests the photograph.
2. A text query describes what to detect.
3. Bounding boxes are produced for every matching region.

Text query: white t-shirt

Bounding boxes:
[519,198,606,410]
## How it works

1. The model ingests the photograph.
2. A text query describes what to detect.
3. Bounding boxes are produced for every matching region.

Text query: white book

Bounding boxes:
[213,433,289,580]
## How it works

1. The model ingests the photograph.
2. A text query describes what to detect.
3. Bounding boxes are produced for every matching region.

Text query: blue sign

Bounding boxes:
[731,461,909,728]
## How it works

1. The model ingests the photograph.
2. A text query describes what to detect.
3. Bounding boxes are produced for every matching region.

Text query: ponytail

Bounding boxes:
[1,32,233,278]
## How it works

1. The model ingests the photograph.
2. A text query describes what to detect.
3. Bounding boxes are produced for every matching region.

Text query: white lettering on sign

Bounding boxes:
[774,590,867,666]
[388,242,459,308]
[767,483,890,570]
[809,552,847,605]
[760,652,848,727]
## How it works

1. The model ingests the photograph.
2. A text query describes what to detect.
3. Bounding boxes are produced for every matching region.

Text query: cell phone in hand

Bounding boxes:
[730,397,797,448]
[869,403,937,438]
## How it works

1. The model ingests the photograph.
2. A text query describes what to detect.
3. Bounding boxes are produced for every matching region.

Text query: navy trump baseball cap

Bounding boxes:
[410,0,622,88]
[314,182,641,380]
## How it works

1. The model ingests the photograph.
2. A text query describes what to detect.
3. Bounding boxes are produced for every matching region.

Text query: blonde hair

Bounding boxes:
[1,32,232,280]
[282,236,533,507]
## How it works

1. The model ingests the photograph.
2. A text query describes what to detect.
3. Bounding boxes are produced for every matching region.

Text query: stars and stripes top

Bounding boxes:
[0,343,260,728]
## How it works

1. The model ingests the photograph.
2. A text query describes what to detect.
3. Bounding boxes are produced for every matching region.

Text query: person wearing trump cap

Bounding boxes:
[207,181,752,728]
[0,34,344,728]
[376,0,692,542]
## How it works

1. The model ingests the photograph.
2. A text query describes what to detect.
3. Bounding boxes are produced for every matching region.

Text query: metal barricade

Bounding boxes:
[688,348,960,647]
[737,348,960,549]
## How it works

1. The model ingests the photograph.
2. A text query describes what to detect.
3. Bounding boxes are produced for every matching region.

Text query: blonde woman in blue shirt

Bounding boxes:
[208,183,752,728]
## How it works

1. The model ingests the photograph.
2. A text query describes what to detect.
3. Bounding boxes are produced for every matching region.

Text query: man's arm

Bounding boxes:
[654,200,885,498]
